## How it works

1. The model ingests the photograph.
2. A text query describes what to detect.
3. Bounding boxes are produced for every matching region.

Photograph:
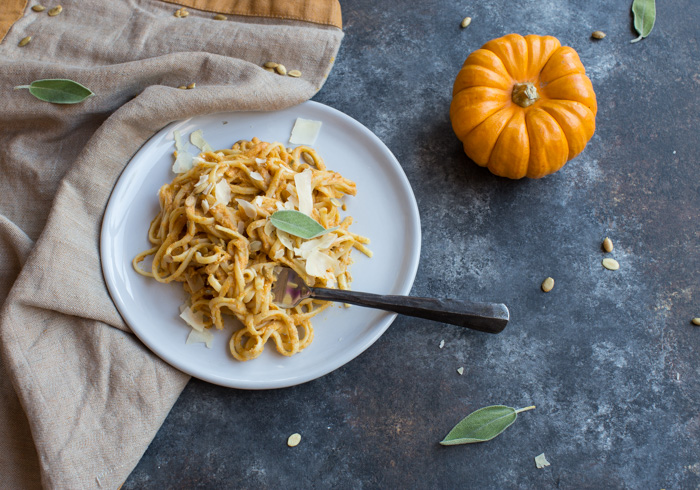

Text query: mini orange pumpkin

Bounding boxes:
[450,34,597,179]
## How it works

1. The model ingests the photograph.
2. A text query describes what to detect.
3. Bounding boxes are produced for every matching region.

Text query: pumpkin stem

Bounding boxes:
[511,82,539,108]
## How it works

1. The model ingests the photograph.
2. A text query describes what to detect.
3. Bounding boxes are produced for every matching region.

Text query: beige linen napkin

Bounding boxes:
[0,1,343,487]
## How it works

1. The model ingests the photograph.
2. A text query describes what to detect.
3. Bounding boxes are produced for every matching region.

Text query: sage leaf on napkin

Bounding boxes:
[270,210,338,239]
[440,405,535,445]
[631,0,656,43]
[14,79,94,104]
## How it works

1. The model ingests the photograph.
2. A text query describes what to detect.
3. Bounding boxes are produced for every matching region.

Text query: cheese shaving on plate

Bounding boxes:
[294,168,313,216]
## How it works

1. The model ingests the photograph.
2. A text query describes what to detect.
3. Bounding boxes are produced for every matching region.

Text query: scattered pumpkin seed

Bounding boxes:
[263,67,275,73]
[691,318,700,326]
[302,152,314,165]
[275,64,287,76]
[287,433,301,447]
[178,85,187,89]
[592,30,606,39]
[461,16,472,28]
[187,82,196,89]
[264,61,278,68]
[31,5,46,12]
[541,277,554,293]
[174,7,189,18]
[603,237,614,253]
[47,5,62,16]
[18,36,32,47]
[602,258,620,270]
[288,69,302,78]
[213,14,227,20]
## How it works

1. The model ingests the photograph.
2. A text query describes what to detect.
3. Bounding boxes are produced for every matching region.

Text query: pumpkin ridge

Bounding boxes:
[464,106,515,165]
[525,109,569,178]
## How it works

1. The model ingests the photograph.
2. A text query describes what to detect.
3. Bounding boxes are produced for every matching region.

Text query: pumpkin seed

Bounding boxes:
[288,69,302,78]
[18,36,32,47]
[187,82,196,89]
[541,277,554,293]
[602,237,614,253]
[264,62,278,68]
[287,433,301,447]
[692,318,700,326]
[31,5,46,12]
[213,14,227,20]
[302,152,314,165]
[47,5,62,16]
[461,16,472,28]
[592,31,606,39]
[178,85,187,89]
[264,67,275,73]
[275,64,287,76]
[602,258,619,270]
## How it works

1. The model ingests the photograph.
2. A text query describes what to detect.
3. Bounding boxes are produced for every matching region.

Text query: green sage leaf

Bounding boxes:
[269,210,338,240]
[14,79,94,104]
[440,405,535,445]
[630,0,655,43]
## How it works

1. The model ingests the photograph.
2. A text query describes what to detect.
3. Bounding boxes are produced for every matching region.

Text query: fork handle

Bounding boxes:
[309,287,509,334]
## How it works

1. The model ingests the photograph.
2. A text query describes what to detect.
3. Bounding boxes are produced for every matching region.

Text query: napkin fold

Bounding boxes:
[0,1,343,487]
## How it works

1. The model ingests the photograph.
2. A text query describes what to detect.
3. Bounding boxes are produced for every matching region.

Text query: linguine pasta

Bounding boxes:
[133,137,371,361]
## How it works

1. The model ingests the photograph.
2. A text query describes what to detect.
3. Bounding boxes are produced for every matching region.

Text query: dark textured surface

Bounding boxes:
[125,1,700,488]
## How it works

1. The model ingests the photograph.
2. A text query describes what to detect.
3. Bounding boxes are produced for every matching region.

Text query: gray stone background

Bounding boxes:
[125,0,700,488]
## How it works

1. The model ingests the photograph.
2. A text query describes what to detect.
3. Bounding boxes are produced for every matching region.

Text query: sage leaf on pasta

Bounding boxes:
[440,405,535,445]
[630,0,656,43]
[270,210,338,239]
[14,79,94,104]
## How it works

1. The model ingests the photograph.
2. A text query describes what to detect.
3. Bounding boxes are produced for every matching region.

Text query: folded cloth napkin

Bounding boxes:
[0,1,343,487]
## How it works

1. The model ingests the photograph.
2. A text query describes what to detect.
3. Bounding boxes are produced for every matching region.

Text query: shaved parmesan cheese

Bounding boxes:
[192,156,207,165]
[250,171,263,181]
[190,129,213,152]
[305,249,337,278]
[273,249,285,260]
[254,196,264,207]
[535,453,550,469]
[285,196,298,210]
[180,306,206,332]
[194,174,209,194]
[236,198,257,219]
[237,221,246,234]
[185,274,204,293]
[179,301,190,314]
[330,198,343,207]
[172,152,194,173]
[295,233,336,259]
[215,180,231,206]
[276,202,285,211]
[289,118,322,145]
[249,240,262,252]
[263,220,274,237]
[201,199,210,213]
[186,328,213,348]
[255,157,266,164]
[277,230,294,250]
[294,168,313,216]
[172,130,194,173]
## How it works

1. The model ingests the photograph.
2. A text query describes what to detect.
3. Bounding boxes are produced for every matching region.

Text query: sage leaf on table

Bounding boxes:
[269,210,338,240]
[14,79,94,104]
[630,0,656,43]
[440,405,535,445]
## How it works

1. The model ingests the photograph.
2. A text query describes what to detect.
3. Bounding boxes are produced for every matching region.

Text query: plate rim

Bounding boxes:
[100,100,421,389]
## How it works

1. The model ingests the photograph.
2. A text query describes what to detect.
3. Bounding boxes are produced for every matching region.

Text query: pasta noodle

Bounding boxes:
[133,137,371,361]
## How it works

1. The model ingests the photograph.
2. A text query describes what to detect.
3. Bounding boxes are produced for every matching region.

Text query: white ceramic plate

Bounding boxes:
[101,101,421,389]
